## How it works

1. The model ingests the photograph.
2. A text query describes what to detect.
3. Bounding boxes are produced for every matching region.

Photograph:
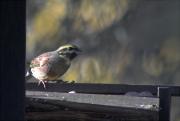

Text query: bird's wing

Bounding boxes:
[30,52,51,68]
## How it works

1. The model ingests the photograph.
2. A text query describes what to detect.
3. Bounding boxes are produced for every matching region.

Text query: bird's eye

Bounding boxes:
[63,48,68,51]
[68,47,73,51]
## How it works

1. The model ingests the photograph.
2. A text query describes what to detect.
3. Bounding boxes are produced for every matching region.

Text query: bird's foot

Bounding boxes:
[56,80,75,84]
[70,80,75,84]
[55,80,67,84]
[38,80,47,89]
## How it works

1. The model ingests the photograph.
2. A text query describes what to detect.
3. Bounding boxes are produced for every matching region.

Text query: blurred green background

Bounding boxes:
[26,0,180,120]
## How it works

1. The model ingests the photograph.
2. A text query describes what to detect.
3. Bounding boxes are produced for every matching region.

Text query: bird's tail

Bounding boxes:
[25,67,32,81]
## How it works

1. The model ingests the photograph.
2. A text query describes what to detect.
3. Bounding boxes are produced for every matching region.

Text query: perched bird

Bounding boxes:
[26,44,81,88]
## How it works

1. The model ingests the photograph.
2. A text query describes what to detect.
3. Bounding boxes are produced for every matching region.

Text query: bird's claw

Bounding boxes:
[56,80,75,84]
[38,80,46,89]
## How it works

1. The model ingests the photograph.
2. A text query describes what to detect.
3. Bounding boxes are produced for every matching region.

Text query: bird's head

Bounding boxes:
[56,44,81,60]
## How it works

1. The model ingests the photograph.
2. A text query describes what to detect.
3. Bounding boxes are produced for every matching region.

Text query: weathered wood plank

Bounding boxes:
[26,111,113,121]
[26,91,159,111]
[26,82,180,96]
[26,91,159,121]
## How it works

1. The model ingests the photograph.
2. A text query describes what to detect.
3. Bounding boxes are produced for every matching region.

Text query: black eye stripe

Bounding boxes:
[68,47,73,50]
[61,47,78,52]
[62,48,68,51]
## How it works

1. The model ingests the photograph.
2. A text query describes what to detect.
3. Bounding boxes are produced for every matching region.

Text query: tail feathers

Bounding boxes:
[25,68,32,81]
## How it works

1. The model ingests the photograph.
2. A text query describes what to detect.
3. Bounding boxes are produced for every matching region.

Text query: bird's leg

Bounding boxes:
[38,80,46,89]
[42,81,46,89]
[38,80,41,86]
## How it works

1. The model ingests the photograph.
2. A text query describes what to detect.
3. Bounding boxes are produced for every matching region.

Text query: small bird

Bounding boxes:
[26,44,81,88]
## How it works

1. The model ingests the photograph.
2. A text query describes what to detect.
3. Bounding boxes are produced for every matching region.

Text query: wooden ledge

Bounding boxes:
[26,90,159,121]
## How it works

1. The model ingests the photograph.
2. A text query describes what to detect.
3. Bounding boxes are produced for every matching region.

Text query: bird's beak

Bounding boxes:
[76,48,82,54]
[77,51,82,55]
[76,47,81,52]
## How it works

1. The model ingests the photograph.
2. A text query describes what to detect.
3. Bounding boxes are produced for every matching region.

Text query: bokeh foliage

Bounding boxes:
[26,0,180,85]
